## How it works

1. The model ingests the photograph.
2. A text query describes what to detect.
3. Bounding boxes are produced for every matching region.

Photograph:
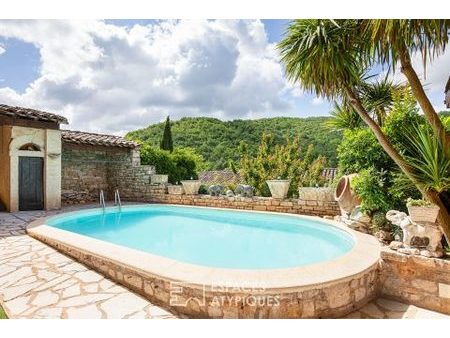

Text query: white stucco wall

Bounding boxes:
[8,126,62,211]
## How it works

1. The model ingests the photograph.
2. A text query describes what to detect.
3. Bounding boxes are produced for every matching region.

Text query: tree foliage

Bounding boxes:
[140,145,205,184]
[160,116,174,152]
[238,133,326,197]
[127,117,341,170]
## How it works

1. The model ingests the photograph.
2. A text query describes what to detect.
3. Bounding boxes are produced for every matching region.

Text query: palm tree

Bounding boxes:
[327,102,364,131]
[363,20,450,157]
[360,76,400,125]
[278,19,450,240]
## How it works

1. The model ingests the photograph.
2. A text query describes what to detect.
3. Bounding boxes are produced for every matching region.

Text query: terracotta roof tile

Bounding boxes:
[0,104,68,124]
[199,170,242,186]
[62,130,139,148]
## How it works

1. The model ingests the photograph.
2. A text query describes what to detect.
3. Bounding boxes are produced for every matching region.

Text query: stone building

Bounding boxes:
[0,104,155,212]
[0,105,67,212]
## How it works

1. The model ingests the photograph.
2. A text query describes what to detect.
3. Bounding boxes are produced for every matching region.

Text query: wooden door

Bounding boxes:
[19,157,44,210]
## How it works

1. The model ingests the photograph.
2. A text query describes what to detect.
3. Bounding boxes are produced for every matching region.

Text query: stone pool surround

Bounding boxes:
[27,205,380,319]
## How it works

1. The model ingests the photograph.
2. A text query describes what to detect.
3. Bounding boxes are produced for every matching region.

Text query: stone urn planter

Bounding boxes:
[334,174,361,216]
[180,180,201,195]
[151,174,169,185]
[406,199,440,223]
[167,185,184,195]
[266,179,291,199]
[298,187,334,201]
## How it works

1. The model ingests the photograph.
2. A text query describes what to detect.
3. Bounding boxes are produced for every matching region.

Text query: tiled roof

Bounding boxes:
[322,167,338,181]
[62,130,139,148]
[0,104,68,124]
[199,170,242,186]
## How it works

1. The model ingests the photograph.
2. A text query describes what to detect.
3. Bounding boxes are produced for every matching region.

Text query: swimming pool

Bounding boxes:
[46,205,354,269]
[28,205,380,318]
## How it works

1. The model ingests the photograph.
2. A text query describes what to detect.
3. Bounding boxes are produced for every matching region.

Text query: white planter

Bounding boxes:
[407,205,440,223]
[167,185,184,195]
[181,180,201,195]
[150,174,169,185]
[266,179,291,199]
[298,187,334,201]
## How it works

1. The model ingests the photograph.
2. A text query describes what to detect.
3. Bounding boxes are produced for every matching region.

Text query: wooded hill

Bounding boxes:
[126,116,341,170]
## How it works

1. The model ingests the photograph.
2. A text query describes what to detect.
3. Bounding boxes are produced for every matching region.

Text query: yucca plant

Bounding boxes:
[403,124,450,193]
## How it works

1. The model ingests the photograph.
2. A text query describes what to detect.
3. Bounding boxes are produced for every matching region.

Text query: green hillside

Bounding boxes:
[126,116,341,170]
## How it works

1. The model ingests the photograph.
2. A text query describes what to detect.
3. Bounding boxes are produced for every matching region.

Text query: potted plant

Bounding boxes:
[180,178,201,195]
[266,177,291,199]
[406,198,440,223]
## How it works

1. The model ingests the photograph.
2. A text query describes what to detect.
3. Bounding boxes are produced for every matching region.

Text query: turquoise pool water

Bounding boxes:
[47,205,354,269]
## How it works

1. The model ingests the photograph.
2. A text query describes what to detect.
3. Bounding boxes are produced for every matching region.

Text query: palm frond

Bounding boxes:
[277,20,372,99]
[403,124,450,193]
[326,101,364,131]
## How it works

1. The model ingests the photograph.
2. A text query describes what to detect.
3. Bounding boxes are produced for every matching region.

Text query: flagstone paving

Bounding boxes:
[1,205,449,319]
[0,205,176,319]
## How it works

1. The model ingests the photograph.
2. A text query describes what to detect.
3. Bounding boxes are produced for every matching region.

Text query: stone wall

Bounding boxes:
[138,186,341,217]
[380,248,450,314]
[61,144,155,204]
[31,229,379,318]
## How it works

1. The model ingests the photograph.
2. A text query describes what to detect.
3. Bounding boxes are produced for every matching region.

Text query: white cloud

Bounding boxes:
[312,97,324,105]
[391,47,450,112]
[0,44,5,55]
[0,19,293,134]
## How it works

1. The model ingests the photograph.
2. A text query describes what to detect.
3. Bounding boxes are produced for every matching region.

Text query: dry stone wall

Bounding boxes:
[141,187,341,217]
[380,248,450,314]
[61,144,155,204]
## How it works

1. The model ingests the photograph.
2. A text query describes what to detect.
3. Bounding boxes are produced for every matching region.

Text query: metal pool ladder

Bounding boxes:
[99,190,106,211]
[114,189,122,210]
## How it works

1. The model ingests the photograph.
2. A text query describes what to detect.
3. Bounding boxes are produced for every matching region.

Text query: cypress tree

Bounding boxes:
[160,116,174,152]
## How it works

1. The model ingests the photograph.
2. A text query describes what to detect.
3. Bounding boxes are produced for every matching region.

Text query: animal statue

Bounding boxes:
[235,184,254,197]
[235,184,254,198]
[208,185,224,196]
[386,210,442,253]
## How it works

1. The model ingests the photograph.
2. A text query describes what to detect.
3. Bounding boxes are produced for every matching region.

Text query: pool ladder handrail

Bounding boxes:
[99,190,106,211]
[114,189,122,210]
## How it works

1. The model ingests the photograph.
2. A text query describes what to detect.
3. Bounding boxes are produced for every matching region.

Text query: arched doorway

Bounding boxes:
[18,143,44,210]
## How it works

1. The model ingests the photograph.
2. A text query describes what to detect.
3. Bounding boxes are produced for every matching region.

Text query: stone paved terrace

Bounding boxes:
[1,205,449,319]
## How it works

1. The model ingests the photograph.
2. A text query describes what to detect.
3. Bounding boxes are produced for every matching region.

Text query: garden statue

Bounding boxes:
[226,190,234,197]
[208,185,224,196]
[386,210,443,257]
[235,184,254,198]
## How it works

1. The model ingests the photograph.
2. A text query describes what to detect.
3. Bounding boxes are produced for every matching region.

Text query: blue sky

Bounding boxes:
[0,20,447,134]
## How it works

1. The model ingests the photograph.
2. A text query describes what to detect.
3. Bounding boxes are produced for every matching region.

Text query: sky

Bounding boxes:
[0,19,448,135]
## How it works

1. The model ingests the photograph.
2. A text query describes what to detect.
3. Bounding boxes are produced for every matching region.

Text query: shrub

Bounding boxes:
[406,198,434,207]
[337,129,392,174]
[337,88,429,214]
[352,167,394,214]
[140,145,205,184]
[238,133,326,197]
[371,211,389,232]
[198,184,208,195]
